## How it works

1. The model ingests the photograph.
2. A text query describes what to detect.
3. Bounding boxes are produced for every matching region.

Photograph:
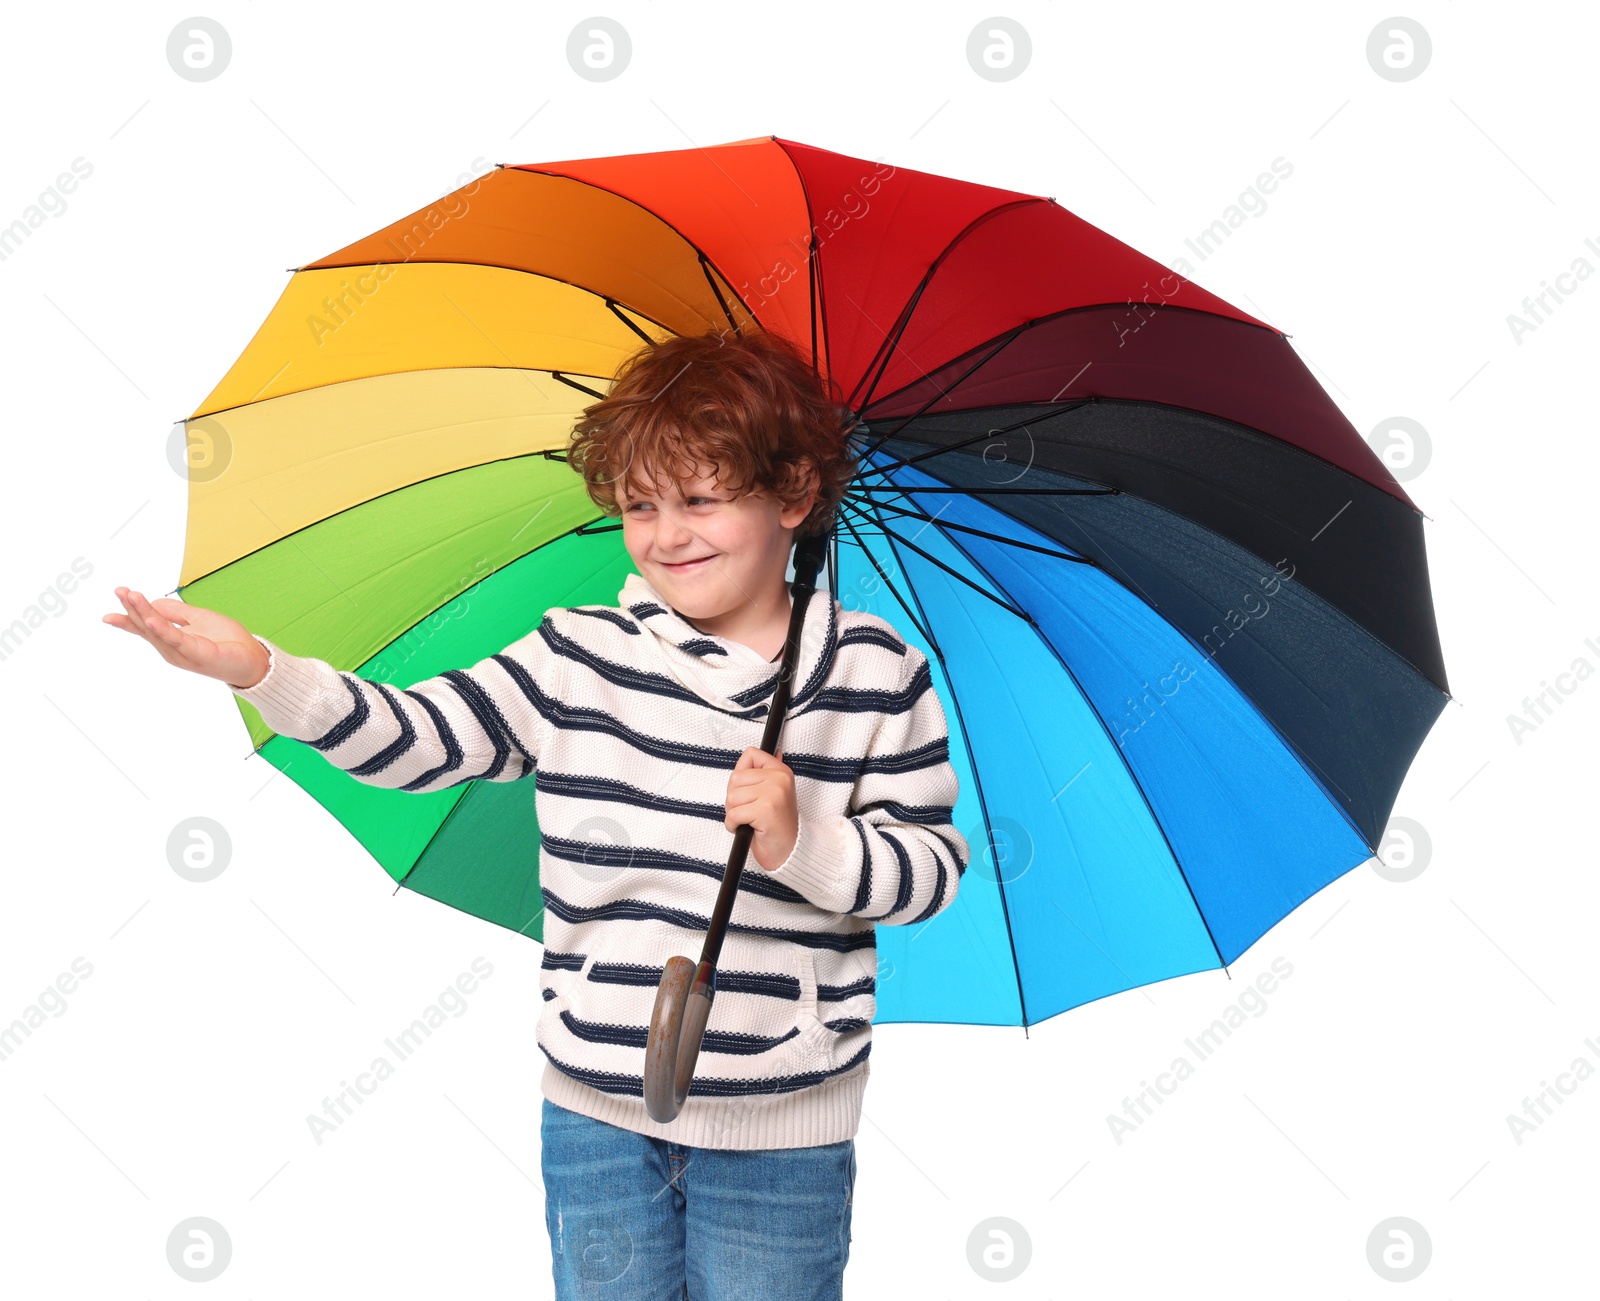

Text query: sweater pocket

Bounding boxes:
[784,946,857,1082]
[546,930,811,1073]
[557,933,665,1054]
[698,932,806,1061]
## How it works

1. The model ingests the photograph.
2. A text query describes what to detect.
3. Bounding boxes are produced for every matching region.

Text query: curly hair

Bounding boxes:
[566,328,859,542]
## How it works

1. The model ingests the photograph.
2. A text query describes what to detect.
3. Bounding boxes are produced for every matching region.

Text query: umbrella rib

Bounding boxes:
[206,507,620,735]
[808,229,820,374]
[770,138,831,378]
[846,198,1049,414]
[392,780,480,895]
[551,371,606,400]
[851,324,1032,465]
[697,254,744,336]
[838,501,1032,623]
[869,512,1033,1032]
[182,448,594,590]
[511,161,766,326]
[857,454,1319,764]
[836,511,940,657]
[849,485,1115,495]
[890,505,1234,977]
[855,402,1097,482]
[860,302,1288,430]
[606,298,657,346]
[841,491,1095,567]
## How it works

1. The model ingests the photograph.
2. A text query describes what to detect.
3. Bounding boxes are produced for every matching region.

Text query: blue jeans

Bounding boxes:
[540,1098,855,1300]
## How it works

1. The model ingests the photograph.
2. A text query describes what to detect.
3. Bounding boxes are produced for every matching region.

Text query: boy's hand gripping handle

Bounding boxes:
[643,531,830,1124]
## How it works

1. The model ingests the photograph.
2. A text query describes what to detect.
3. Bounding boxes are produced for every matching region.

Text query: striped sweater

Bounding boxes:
[231,569,968,1150]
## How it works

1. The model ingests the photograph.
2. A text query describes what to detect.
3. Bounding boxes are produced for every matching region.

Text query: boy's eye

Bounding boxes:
[623,497,718,512]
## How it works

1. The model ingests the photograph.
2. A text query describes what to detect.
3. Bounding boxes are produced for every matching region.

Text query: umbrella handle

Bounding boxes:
[641,531,830,1122]
[643,956,714,1123]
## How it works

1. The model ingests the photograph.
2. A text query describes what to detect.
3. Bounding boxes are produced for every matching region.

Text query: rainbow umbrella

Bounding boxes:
[180,136,1448,1029]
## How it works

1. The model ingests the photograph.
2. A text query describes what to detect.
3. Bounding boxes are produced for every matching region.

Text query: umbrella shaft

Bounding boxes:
[699,534,827,970]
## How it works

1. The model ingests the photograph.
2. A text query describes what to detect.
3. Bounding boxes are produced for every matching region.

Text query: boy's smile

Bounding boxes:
[616,461,817,658]
[658,555,717,575]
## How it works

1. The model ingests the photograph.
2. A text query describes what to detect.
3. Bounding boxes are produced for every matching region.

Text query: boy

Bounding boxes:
[105,328,968,1300]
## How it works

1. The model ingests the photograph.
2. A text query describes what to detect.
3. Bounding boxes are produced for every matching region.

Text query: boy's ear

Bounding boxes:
[780,461,821,528]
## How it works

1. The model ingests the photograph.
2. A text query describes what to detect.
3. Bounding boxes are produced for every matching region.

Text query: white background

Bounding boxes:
[1,3,1595,1297]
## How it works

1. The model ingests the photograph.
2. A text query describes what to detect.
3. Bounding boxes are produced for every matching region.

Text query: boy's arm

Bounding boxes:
[767,646,968,926]
[230,612,566,793]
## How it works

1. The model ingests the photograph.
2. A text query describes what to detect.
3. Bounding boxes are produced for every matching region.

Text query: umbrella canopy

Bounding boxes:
[180,136,1448,1030]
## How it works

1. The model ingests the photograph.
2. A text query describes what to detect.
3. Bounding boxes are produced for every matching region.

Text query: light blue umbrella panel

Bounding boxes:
[842,453,1376,1028]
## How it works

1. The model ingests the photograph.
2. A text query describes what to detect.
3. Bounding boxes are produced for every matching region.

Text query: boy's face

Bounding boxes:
[616,461,815,620]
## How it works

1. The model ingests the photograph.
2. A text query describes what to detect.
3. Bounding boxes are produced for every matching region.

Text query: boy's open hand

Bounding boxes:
[725,746,798,872]
[103,587,271,690]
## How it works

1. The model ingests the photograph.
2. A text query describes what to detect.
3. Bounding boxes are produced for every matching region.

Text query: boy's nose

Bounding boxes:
[656,512,694,547]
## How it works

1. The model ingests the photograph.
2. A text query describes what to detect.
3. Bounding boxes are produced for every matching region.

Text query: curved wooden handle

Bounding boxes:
[644,956,714,1123]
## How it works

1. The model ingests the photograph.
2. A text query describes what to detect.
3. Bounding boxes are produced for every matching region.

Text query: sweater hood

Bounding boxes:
[617,570,840,719]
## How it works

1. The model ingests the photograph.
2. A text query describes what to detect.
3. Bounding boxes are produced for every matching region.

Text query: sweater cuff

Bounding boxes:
[763,813,851,913]
[229,634,349,742]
